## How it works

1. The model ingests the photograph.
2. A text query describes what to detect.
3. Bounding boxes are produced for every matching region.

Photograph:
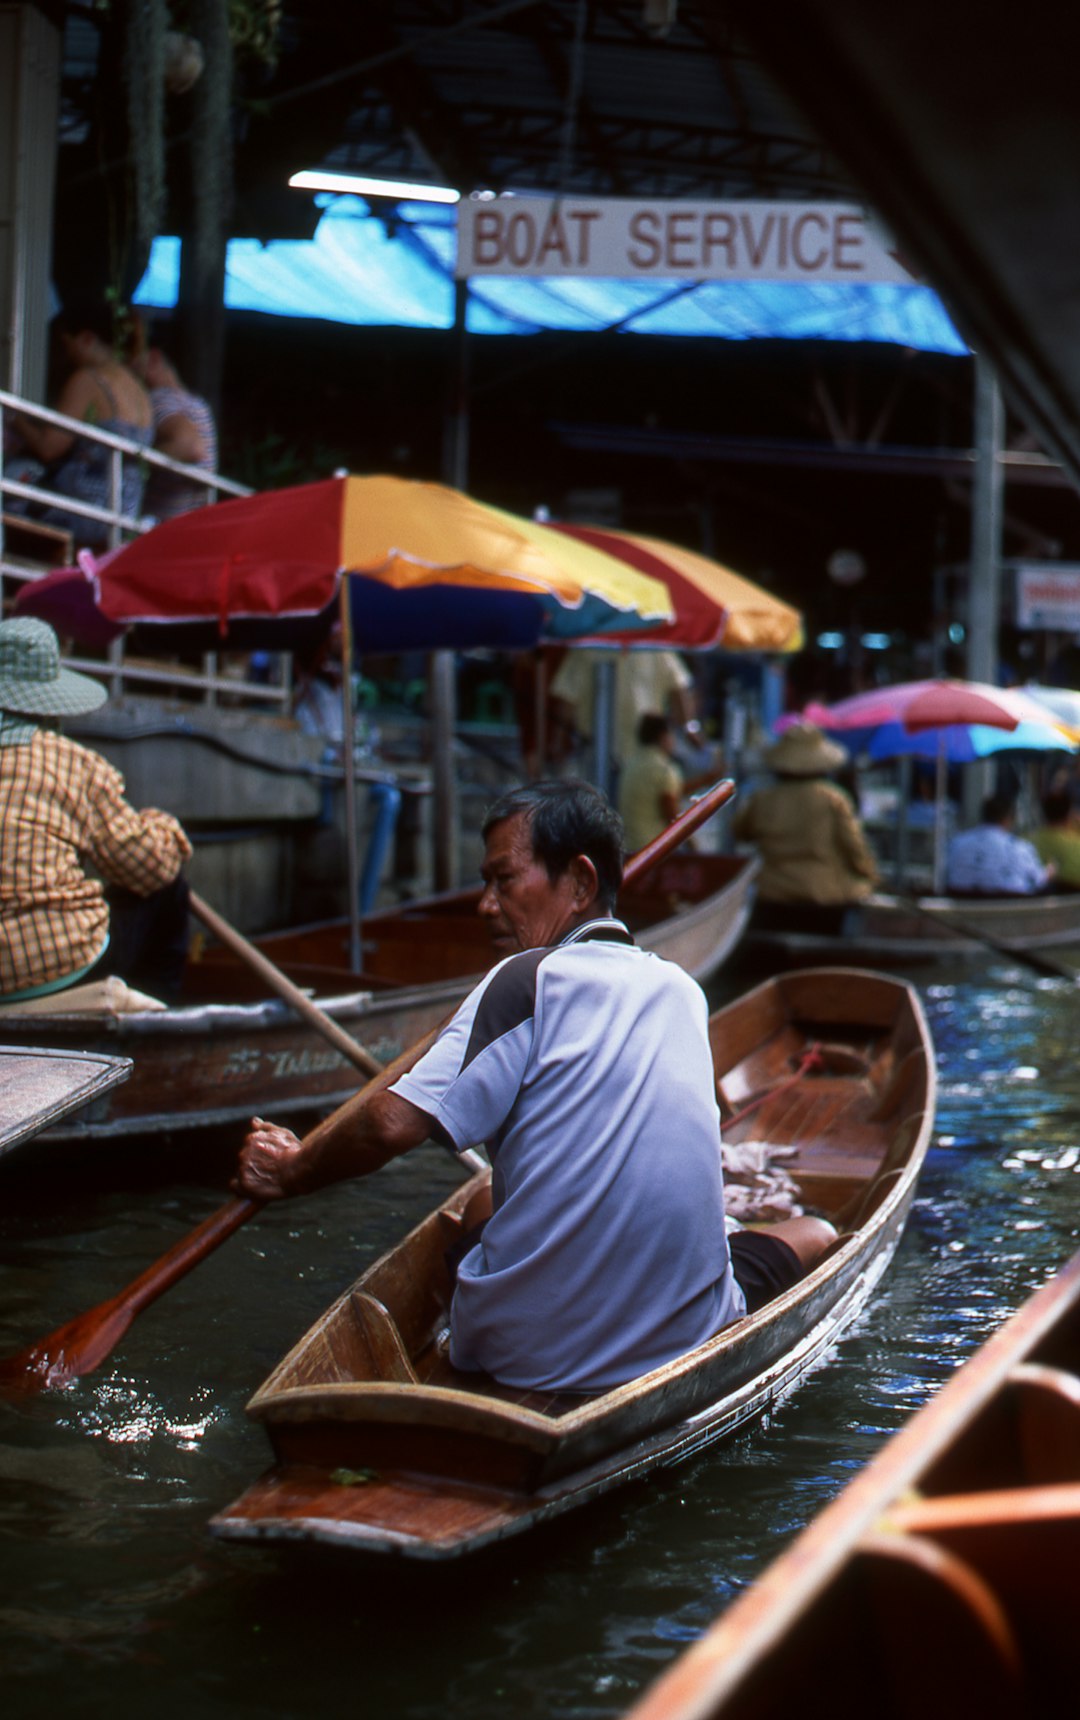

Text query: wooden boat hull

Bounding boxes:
[0,853,756,1142]
[619,1248,1080,1720]
[745,887,1080,968]
[210,967,935,1559]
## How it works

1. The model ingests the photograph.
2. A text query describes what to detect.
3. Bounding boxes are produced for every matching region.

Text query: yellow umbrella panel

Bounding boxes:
[339,476,672,637]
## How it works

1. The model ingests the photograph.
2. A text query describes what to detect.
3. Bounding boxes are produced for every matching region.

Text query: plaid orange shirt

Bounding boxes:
[0,729,192,993]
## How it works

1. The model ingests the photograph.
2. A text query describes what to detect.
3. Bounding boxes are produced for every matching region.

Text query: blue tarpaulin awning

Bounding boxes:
[134,196,968,354]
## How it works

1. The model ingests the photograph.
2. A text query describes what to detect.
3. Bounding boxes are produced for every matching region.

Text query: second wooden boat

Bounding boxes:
[210,966,935,1561]
[620,1244,1080,1720]
[744,886,1080,969]
[0,851,758,1141]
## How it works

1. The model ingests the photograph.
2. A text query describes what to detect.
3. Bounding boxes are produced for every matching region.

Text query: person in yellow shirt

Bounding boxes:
[619,713,684,853]
[1032,788,1080,889]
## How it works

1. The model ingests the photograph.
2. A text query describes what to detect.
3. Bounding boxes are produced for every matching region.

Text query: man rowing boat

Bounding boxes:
[233,780,835,1392]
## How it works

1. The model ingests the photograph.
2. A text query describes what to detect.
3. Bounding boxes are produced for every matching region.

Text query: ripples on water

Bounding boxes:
[3,962,1080,1719]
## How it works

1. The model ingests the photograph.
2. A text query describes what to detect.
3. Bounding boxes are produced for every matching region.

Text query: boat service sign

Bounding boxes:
[456,198,915,283]
[1016,563,1080,631]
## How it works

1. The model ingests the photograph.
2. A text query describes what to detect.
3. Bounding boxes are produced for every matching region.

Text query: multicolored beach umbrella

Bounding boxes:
[18,475,673,653]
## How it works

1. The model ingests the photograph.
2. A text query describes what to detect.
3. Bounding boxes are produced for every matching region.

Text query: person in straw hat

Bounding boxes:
[732,720,879,935]
[0,617,192,1002]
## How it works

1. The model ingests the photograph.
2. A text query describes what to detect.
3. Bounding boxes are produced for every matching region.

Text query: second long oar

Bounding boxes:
[0,779,735,1395]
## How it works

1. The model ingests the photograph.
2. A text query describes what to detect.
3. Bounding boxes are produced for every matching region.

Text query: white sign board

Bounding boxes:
[1016,564,1080,630]
[456,198,916,282]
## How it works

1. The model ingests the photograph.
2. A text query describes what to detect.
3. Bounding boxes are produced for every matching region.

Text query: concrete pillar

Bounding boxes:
[0,2,61,400]
[964,356,1005,819]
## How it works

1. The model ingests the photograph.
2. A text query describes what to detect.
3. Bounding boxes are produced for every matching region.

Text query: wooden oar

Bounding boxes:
[188,889,384,1079]
[894,893,1080,982]
[0,778,735,1395]
[0,1196,258,1397]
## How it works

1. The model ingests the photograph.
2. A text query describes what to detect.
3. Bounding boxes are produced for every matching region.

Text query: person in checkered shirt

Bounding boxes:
[0,618,192,1003]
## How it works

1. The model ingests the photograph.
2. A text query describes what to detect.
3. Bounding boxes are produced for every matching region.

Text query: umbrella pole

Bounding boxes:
[533,652,546,778]
[338,580,363,971]
[431,650,459,892]
[893,754,912,891]
[933,735,947,894]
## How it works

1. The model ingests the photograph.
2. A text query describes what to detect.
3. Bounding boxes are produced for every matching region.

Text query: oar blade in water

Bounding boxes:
[0,1196,259,1397]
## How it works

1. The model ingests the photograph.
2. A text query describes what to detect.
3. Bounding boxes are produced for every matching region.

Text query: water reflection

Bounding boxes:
[2,964,1079,1718]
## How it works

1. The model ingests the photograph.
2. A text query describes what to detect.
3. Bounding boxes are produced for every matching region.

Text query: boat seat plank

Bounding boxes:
[869,1047,929,1122]
[414,1345,595,1418]
[685,1528,1023,1720]
[917,1363,1080,1495]
[852,1531,1024,1714]
[883,1483,1080,1685]
[351,1294,420,1384]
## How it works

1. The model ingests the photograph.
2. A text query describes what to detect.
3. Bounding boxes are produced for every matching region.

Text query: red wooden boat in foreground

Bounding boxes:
[621,1242,1080,1720]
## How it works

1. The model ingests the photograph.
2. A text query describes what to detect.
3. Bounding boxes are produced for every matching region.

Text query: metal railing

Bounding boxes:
[0,387,292,708]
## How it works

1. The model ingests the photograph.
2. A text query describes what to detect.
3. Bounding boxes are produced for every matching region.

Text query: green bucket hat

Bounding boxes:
[0,617,108,717]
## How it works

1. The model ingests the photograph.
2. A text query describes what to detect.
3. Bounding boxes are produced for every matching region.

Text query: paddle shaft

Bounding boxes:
[3,778,735,1392]
[895,893,1080,982]
[189,891,383,1077]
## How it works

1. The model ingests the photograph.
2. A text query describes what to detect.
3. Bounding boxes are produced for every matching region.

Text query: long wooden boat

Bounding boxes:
[620,1244,1080,1720]
[744,886,1080,969]
[209,967,934,1561]
[0,851,757,1141]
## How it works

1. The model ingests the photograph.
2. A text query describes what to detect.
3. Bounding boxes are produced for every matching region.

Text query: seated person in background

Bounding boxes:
[549,647,698,775]
[946,791,1055,897]
[0,619,192,1003]
[233,780,836,1392]
[132,345,218,520]
[6,297,153,547]
[1032,789,1080,890]
[732,722,879,935]
[619,711,721,852]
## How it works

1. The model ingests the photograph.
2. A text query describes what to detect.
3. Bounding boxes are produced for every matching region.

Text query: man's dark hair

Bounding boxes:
[637,711,670,747]
[1041,789,1073,824]
[982,791,1016,825]
[482,779,625,909]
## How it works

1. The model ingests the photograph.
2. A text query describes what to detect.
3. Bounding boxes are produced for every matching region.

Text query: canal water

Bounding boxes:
[2,958,1079,1719]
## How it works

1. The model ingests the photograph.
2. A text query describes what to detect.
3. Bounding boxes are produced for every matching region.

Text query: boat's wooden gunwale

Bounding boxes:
[748,887,1080,968]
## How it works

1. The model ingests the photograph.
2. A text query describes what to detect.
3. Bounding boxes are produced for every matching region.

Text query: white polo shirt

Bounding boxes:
[391,919,744,1391]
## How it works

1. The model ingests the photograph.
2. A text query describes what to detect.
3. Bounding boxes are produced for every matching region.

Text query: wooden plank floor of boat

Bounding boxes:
[210,1461,537,1554]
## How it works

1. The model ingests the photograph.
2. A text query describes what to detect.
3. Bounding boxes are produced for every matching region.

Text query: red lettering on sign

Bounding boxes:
[536,206,572,267]
[739,211,776,269]
[568,209,600,265]
[702,211,735,267]
[506,211,536,267]
[666,211,695,268]
[628,210,662,269]
[834,213,863,271]
[473,210,504,266]
[791,211,828,271]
